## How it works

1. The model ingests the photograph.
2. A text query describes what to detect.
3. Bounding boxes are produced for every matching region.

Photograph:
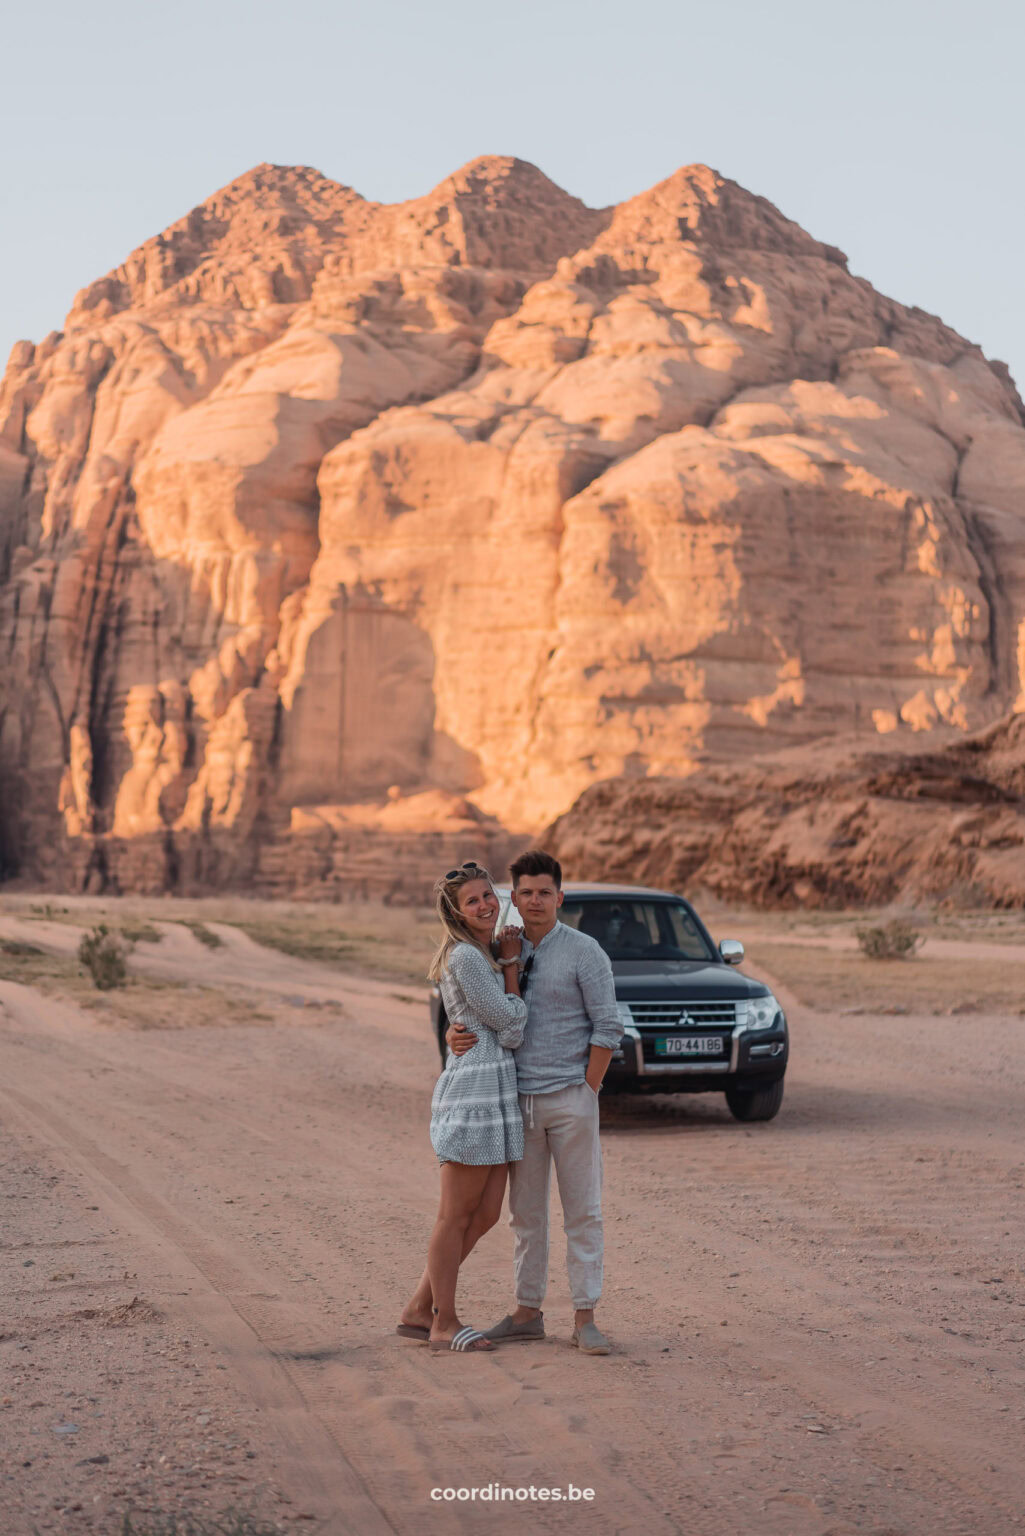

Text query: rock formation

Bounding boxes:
[1,155,1023,899]
[547,710,1025,909]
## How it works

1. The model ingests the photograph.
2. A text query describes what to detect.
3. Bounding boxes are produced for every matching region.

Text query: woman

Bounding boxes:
[397,860,525,1353]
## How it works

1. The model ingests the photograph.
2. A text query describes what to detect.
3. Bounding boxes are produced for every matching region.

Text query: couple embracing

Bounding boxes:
[398,850,622,1355]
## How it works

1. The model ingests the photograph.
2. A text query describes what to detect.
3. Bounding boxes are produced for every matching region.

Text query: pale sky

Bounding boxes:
[4,0,1023,391]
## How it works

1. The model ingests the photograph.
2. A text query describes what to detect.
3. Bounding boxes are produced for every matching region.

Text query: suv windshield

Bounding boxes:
[558,898,714,962]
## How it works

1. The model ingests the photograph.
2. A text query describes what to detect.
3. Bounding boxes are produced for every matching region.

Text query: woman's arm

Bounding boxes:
[448,945,527,1050]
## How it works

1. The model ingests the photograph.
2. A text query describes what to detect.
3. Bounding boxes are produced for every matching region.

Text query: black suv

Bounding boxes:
[429,882,788,1122]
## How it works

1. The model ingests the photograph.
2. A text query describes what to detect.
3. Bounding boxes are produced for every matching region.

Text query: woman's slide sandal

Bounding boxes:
[428,1326,494,1352]
[395,1323,430,1340]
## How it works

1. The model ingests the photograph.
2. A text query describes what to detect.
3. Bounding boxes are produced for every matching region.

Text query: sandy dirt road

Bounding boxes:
[1,915,1024,1536]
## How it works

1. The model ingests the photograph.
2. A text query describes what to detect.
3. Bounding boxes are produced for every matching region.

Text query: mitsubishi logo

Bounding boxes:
[678,1010,695,1027]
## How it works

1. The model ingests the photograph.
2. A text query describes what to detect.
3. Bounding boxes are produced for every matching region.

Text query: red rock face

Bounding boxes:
[1,156,1023,897]
[546,711,1025,909]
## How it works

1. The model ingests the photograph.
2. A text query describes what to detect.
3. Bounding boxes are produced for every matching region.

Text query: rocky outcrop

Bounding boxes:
[1,156,1024,896]
[546,711,1025,909]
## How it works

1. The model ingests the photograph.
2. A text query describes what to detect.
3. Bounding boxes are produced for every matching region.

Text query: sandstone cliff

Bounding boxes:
[1,156,1023,898]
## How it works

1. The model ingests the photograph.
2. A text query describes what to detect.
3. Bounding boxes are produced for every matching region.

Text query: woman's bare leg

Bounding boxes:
[401,1164,508,1330]
[466,1162,509,1250]
[428,1161,495,1342]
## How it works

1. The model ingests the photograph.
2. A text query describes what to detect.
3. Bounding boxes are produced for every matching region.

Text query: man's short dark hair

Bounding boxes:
[509,849,563,889]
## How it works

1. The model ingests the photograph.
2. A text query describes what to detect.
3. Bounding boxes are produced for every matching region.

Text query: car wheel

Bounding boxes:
[725,1078,784,1122]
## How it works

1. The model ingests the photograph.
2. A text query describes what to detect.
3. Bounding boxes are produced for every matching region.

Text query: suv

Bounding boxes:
[429,882,788,1123]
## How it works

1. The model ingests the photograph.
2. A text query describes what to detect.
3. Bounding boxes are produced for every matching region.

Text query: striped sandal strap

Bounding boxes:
[450,1326,486,1351]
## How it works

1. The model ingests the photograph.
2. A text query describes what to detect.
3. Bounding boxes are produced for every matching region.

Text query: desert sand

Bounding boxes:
[1,898,1023,1535]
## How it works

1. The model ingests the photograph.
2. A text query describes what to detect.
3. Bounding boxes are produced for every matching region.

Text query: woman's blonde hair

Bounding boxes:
[427,861,501,982]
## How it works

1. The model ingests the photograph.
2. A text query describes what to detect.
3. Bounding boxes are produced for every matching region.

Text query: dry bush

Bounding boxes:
[78,924,129,989]
[856,919,924,960]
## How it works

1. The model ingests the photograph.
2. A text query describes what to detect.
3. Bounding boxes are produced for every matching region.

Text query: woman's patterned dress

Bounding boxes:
[430,942,527,1166]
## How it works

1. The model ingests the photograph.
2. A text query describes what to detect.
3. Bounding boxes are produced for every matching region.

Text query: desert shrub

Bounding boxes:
[78,924,129,989]
[856,919,923,960]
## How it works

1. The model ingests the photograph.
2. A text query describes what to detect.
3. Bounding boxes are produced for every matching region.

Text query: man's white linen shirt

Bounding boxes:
[512,921,622,1095]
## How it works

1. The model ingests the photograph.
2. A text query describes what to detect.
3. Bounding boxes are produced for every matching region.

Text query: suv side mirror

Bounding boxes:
[719,939,744,965]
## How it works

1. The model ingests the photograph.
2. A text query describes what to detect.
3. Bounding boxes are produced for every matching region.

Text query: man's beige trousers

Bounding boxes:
[508,1082,604,1310]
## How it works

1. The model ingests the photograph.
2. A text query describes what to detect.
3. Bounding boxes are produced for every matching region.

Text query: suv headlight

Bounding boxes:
[617,1002,635,1028]
[740,992,781,1031]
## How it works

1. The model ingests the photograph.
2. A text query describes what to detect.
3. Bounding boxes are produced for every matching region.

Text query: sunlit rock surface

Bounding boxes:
[1,156,1023,897]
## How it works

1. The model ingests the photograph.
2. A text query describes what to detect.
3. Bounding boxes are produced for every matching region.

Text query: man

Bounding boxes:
[446,849,621,1354]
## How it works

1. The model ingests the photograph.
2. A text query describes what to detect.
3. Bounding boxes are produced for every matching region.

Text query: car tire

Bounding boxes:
[725,1078,784,1122]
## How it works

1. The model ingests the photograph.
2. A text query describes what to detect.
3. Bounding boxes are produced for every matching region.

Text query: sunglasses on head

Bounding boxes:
[446,860,489,881]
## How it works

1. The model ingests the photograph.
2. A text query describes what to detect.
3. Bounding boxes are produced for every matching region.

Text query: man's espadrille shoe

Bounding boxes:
[483,1312,546,1343]
[571,1321,611,1355]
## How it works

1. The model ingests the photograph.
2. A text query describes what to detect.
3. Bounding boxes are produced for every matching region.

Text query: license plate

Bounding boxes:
[655,1035,726,1056]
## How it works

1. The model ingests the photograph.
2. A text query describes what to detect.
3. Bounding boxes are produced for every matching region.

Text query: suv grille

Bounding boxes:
[626,1000,738,1028]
